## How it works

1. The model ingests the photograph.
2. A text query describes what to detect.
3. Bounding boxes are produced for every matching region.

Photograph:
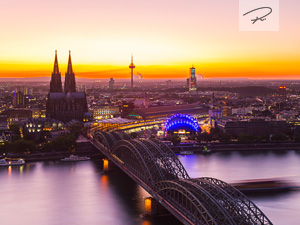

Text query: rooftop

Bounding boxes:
[97,117,137,124]
[123,103,208,119]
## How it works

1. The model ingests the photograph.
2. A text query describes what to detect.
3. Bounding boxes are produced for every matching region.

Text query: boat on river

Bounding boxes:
[180,150,194,155]
[61,155,90,162]
[202,146,211,154]
[231,178,299,193]
[0,158,25,166]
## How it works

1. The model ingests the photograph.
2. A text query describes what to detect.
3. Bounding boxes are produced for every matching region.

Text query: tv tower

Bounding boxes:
[129,54,135,88]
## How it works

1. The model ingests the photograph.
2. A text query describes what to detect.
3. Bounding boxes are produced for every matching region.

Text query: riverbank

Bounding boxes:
[171,142,300,154]
[1,142,104,162]
[4,141,300,161]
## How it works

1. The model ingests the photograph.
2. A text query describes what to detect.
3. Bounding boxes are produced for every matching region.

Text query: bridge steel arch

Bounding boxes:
[130,139,166,183]
[176,180,238,225]
[197,177,273,225]
[111,140,162,186]
[94,131,132,151]
[104,132,117,150]
[111,131,132,141]
[94,131,130,151]
[154,180,235,225]
[110,131,124,141]
[139,139,190,180]
[111,139,191,186]
[122,132,132,140]
[188,178,254,224]
[93,132,110,150]
[150,138,190,179]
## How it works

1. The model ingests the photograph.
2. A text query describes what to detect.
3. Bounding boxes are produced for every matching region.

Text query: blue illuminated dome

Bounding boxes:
[165,114,200,132]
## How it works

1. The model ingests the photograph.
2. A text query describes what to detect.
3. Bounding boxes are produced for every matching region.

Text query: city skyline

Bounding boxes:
[0,0,300,79]
[2,1,300,224]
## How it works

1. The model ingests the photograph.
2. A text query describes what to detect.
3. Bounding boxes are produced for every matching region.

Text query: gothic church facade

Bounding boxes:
[46,51,88,123]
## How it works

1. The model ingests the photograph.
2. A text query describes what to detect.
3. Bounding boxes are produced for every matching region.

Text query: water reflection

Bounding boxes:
[0,163,36,176]
[217,151,232,157]
[100,174,109,188]
[237,150,270,156]
[272,150,288,155]
[8,165,11,176]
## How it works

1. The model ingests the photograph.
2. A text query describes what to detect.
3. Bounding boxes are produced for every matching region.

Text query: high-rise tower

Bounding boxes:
[64,50,76,93]
[189,65,197,92]
[109,78,115,90]
[279,86,287,99]
[50,50,63,92]
[129,54,135,88]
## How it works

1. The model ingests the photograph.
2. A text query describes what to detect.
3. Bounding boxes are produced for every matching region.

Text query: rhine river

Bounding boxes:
[1,150,300,225]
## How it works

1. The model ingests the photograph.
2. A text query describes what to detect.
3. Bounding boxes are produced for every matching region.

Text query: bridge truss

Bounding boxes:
[90,130,273,225]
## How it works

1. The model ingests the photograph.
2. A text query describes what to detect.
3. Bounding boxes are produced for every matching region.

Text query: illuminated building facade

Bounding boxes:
[120,101,135,117]
[218,119,291,137]
[164,114,200,136]
[209,109,223,128]
[2,109,32,122]
[189,66,196,92]
[12,91,24,107]
[279,86,287,99]
[92,106,120,120]
[83,112,93,122]
[0,131,12,143]
[31,108,46,119]
[22,118,65,141]
[23,87,33,95]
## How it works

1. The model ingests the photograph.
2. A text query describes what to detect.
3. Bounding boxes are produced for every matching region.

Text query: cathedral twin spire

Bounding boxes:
[50,50,76,93]
[64,50,76,93]
[53,50,60,74]
[50,50,63,93]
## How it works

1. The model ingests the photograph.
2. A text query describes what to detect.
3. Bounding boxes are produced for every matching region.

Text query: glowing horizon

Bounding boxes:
[0,0,299,79]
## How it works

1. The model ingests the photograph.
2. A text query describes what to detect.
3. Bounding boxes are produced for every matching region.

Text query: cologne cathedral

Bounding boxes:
[46,51,88,123]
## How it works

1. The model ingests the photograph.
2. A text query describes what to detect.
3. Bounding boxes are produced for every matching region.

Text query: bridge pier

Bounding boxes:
[143,197,169,217]
[103,158,118,172]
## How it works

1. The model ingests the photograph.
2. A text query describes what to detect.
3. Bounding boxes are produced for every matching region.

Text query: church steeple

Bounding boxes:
[50,50,63,92]
[53,50,59,74]
[64,50,76,93]
[67,50,73,75]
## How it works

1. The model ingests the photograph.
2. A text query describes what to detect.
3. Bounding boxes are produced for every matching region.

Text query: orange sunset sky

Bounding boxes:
[0,0,299,79]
